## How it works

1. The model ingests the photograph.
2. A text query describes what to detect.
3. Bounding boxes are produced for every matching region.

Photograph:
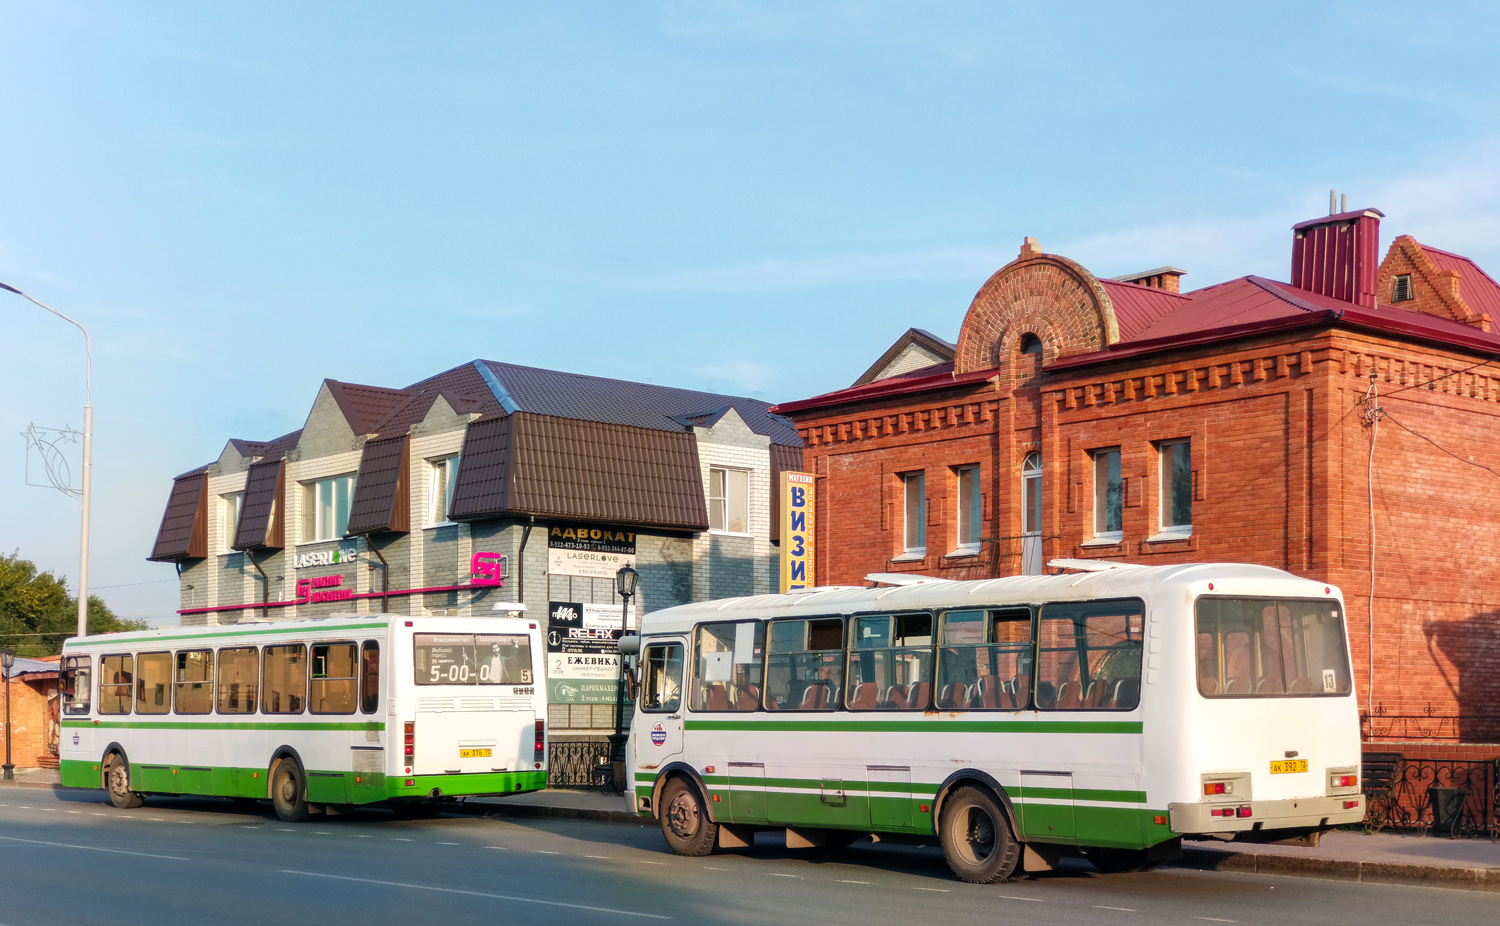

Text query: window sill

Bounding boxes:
[423,521,460,531]
[707,530,754,539]
[1146,527,1193,543]
[1080,533,1124,547]
[891,549,927,563]
[945,546,981,559]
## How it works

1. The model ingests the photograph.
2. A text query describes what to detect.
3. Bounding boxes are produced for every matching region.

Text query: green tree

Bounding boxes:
[0,552,147,656]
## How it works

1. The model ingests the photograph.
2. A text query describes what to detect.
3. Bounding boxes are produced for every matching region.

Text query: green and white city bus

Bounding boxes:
[622,561,1364,882]
[58,612,547,821]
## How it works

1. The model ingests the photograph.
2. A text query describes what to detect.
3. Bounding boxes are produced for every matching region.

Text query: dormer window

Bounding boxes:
[1393,274,1414,303]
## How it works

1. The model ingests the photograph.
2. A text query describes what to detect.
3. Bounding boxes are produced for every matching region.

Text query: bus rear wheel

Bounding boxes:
[104,755,143,810]
[939,786,1019,883]
[271,758,310,823]
[659,778,717,857]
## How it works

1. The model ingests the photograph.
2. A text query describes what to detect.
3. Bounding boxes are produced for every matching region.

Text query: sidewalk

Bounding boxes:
[7,769,1495,890]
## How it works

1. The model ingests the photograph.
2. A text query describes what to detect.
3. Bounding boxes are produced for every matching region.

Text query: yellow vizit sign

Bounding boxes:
[780,471,816,592]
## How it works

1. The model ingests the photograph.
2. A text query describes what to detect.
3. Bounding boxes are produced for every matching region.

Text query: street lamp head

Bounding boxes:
[0,647,13,671]
[615,564,639,599]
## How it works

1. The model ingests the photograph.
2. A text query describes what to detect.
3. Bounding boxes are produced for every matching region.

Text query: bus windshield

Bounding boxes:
[1195,597,1351,697]
[414,633,533,686]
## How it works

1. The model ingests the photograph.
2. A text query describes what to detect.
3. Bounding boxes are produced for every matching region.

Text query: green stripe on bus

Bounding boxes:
[641,770,1144,804]
[62,622,392,647]
[62,720,385,732]
[682,719,1143,734]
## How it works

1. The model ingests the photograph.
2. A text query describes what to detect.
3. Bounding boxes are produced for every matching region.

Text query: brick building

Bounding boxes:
[772,207,1500,757]
[1,655,59,769]
[148,360,801,740]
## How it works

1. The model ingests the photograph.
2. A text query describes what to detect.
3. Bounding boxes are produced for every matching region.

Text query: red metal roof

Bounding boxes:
[1421,244,1500,327]
[1098,279,1190,340]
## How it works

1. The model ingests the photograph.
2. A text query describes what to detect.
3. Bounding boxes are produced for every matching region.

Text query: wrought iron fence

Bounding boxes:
[1363,704,1500,744]
[547,740,615,791]
[1362,756,1498,839]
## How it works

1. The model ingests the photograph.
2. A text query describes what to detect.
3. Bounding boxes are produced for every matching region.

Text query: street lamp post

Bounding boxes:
[2,647,15,781]
[612,564,639,737]
[0,283,93,640]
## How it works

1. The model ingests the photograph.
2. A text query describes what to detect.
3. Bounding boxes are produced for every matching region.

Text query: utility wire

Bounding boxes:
[1379,355,1498,400]
[1381,411,1500,481]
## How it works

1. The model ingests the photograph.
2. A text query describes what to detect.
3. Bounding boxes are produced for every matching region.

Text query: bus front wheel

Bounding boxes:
[271,758,310,823]
[104,755,143,810]
[939,786,1019,883]
[659,778,717,857]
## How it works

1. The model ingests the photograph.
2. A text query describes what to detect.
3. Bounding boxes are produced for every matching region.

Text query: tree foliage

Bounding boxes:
[0,552,147,656]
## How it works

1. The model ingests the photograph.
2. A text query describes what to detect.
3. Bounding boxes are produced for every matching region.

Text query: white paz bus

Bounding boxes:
[622,562,1364,882]
[58,612,548,821]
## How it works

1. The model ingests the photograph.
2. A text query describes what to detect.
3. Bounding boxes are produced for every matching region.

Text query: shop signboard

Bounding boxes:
[780,471,816,592]
[545,600,632,704]
[547,524,636,579]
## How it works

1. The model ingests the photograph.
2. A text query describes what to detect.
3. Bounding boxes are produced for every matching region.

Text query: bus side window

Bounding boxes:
[61,656,92,715]
[937,608,1031,710]
[847,613,933,710]
[360,641,380,714]
[641,643,683,713]
[174,649,214,715]
[135,652,172,715]
[765,617,843,711]
[310,642,358,714]
[690,621,764,712]
[217,647,259,714]
[99,654,133,715]
[262,644,306,714]
[1036,600,1143,711]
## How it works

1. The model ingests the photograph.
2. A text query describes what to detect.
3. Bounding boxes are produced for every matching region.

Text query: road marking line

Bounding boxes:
[704,867,727,871]
[1195,919,1236,923]
[276,829,296,832]
[40,808,56,812]
[1096,906,1136,912]
[437,842,459,846]
[999,896,1044,902]
[314,831,333,835]
[535,850,559,855]
[836,880,869,884]
[638,860,665,865]
[485,846,511,850]
[392,838,413,841]
[279,870,671,920]
[768,873,799,879]
[64,810,83,814]
[91,813,108,816]
[0,834,188,861]
[912,887,949,893]
[350,835,372,838]
[583,855,610,859]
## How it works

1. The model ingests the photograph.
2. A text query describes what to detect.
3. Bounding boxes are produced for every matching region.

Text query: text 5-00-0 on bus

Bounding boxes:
[620,562,1362,882]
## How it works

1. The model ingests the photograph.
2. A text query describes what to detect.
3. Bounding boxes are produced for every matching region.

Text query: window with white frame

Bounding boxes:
[302,473,356,542]
[902,471,926,553]
[954,465,981,553]
[1159,440,1192,536]
[429,454,459,525]
[1091,449,1122,542]
[708,467,749,534]
[221,492,243,552]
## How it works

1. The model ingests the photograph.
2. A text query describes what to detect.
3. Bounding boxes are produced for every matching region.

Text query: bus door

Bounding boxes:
[635,639,685,770]
[1019,769,1076,841]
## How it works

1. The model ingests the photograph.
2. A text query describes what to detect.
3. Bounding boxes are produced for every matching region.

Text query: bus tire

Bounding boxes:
[104,754,143,810]
[271,757,310,823]
[659,778,717,857]
[939,786,1019,883]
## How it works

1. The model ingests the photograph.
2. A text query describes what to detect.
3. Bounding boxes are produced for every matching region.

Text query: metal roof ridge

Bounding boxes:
[1248,276,1345,315]
[472,359,520,414]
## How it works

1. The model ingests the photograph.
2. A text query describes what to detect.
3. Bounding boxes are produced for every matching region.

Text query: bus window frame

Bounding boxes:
[135,651,174,715]
[61,655,92,716]
[763,616,845,712]
[639,639,685,714]
[261,643,308,715]
[309,641,359,715]
[359,640,380,715]
[1194,596,1352,699]
[935,606,1034,711]
[689,620,765,714]
[216,645,260,715]
[173,648,215,715]
[844,610,935,711]
[1033,598,1144,712]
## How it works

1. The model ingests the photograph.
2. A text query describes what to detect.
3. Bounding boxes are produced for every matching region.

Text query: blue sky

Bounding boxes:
[4,1,1499,621]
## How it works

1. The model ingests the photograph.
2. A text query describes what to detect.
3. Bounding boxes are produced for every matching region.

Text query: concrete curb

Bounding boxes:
[1178,846,1500,892]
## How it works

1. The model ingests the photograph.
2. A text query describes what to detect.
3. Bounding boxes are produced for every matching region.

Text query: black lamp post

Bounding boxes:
[612,564,639,739]
[2,647,14,781]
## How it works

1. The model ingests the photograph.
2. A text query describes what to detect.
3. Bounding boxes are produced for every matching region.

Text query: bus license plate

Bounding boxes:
[1270,759,1308,774]
[460,748,493,759]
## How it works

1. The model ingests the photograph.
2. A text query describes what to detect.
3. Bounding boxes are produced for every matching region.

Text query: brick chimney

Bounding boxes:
[1291,206,1384,307]
[1110,266,1187,293]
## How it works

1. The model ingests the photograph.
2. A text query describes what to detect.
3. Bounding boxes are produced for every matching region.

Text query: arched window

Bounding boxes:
[1018,333,1042,355]
[1017,333,1043,382]
[1021,453,1043,575]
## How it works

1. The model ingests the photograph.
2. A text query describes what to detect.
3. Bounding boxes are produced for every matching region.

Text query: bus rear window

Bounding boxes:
[414,633,533,686]
[1195,598,1351,697]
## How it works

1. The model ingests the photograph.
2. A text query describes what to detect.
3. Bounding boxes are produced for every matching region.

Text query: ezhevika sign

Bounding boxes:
[547,524,636,580]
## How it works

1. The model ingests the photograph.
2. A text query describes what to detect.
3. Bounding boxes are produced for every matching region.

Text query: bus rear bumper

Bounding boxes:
[1169,794,1364,835]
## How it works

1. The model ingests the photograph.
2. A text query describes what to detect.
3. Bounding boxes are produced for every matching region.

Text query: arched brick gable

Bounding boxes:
[1377,235,1491,332]
[954,239,1120,375]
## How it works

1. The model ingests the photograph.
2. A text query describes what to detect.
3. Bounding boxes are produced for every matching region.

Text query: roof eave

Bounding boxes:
[772,368,998,416]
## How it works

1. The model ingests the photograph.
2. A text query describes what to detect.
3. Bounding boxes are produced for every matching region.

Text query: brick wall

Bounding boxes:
[1,676,57,768]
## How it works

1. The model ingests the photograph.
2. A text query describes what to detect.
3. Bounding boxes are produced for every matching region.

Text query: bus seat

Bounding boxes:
[705,683,729,712]
[974,676,999,708]
[1224,678,1249,695]
[1082,681,1104,709]
[1287,677,1312,693]
[800,683,829,710]
[883,684,910,709]
[908,681,930,710]
[1010,674,1031,709]
[1111,677,1140,709]
[1055,681,1080,709]
[938,684,968,710]
[1034,681,1056,709]
[736,684,761,711]
[849,682,880,710]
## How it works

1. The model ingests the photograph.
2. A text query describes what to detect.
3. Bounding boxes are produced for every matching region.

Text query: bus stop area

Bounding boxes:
[5,768,1497,891]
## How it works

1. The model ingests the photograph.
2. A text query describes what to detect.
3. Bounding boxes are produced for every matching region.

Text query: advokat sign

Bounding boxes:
[547,524,636,580]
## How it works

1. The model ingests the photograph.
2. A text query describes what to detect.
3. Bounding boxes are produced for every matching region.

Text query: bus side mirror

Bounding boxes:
[624,664,639,702]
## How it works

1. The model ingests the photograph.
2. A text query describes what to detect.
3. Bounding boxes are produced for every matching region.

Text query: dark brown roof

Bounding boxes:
[347,434,411,535]
[324,380,421,435]
[450,412,709,531]
[148,471,208,562]
[226,439,272,460]
[852,328,957,387]
[234,459,286,550]
[768,442,804,545]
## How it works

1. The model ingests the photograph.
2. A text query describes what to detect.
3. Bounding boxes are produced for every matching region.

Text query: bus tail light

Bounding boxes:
[1204,782,1233,795]
[1333,774,1357,788]
[1236,806,1252,818]
[1344,800,1360,809]
[404,721,415,761]
[534,720,545,767]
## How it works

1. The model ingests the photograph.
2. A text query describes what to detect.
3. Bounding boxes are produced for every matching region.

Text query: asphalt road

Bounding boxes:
[0,787,1493,926]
